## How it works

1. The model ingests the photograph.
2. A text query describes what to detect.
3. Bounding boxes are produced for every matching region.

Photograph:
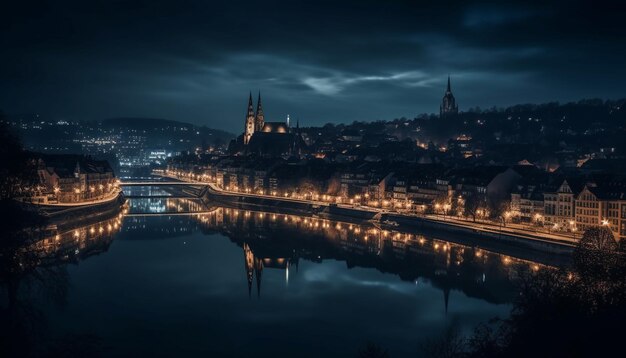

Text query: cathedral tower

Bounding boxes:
[244,92,255,145]
[440,75,458,118]
[254,92,265,132]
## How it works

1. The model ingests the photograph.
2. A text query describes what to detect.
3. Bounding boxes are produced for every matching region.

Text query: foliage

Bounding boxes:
[423,225,626,357]
[462,194,484,222]
[0,119,35,200]
[573,226,620,277]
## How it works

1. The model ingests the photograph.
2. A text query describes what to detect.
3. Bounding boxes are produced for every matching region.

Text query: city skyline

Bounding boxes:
[2,1,626,133]
[2,2,626,355]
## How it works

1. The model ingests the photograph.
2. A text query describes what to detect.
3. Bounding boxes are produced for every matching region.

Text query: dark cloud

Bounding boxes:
[1,0,625,132]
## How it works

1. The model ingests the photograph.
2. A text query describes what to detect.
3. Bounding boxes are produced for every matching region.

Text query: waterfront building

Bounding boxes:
[35,154,116,203]
[449,166,521,208]
[511,189,545,223]
[543,179,582,230]
[575,183,626,240]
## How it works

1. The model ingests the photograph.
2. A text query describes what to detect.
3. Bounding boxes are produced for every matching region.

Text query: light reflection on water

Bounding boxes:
[3,197,563,357]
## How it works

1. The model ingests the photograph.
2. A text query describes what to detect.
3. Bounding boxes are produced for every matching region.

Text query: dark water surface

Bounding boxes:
[4,196,566,357]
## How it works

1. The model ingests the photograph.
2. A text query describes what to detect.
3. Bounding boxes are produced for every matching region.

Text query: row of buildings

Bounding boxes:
[512,176,626,240]
[167,155,626,241]
[33,154,117,204]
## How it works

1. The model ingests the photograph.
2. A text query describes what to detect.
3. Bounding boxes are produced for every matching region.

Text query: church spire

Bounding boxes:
[248,91,254,115]
[244,92,256,145]
[440,75,458,118]
[254,91,265,132]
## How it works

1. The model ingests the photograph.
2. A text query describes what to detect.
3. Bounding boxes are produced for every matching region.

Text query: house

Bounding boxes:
[543,179,583,230]
[35,154,116,204]
[575,181,626,240]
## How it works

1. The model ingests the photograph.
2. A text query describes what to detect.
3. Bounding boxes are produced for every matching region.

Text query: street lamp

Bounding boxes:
[443,204,451,220]
[568,220,577,239]
[502,211,512,226]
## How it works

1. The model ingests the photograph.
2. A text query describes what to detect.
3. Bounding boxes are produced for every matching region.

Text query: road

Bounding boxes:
[150,175,579,246]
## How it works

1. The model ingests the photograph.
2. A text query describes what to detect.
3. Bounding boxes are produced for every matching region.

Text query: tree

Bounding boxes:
[459,226,626,357]
[422,224,626,357]
[573,226,620,278]
[0,118,34,200]
[463,194,483,222]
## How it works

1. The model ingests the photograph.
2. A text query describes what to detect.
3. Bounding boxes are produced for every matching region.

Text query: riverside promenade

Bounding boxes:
[151,174,576,254]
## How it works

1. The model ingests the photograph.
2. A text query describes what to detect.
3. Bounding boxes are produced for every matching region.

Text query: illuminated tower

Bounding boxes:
[244,92,255,145]
[440,75,458,118]
[254,92,265,132]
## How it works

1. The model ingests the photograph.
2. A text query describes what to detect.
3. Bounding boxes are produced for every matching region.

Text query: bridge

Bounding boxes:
[120,181,204,186]
[124,195,198,199]
[125,210,218,217]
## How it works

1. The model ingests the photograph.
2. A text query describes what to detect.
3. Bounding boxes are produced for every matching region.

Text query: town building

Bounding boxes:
[575,182,626,240]
[35,154,116,204]
[543,179,582,231]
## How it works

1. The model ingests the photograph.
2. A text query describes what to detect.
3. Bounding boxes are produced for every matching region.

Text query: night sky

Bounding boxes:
[1,0,625,132]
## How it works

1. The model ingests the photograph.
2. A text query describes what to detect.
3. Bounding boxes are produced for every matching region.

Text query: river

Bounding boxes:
[0,186,570,357]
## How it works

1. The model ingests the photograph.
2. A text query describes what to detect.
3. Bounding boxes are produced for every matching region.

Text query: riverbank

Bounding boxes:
[35,191,127,231]
[201,184,574,258]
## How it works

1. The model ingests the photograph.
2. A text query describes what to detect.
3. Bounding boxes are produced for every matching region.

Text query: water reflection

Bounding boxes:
[122,201,555,306]
[34,213,125,264]
[127,197,206,214]
[1,197,563,357]
[122,186,172,197]
[0,205,125,357]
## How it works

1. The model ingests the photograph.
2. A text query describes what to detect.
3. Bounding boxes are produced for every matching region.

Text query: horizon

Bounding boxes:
[2,1,625,133]
[6,94,625,133]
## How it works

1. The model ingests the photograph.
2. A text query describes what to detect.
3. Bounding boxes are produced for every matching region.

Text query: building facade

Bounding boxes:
[543,180,578,230]
[35,156,116,204]
[575,184,626,240]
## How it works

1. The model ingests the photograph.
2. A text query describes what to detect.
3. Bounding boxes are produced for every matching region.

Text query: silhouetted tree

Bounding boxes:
[0,118,35,200]
[573,226,620,278]
[463,194,483,222]
[424,226,626,357]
